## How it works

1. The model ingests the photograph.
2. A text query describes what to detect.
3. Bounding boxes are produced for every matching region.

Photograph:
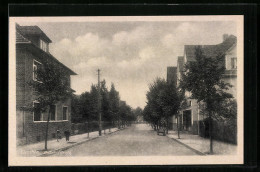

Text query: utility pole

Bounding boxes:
[97,69,102,136]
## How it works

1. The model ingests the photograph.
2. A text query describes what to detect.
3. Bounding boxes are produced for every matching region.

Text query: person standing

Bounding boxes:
[56,129,61,142]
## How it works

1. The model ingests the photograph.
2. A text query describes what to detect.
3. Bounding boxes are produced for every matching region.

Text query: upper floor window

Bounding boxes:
[33,60,42,82]
[231,57,237,69]
[40,39,48,52]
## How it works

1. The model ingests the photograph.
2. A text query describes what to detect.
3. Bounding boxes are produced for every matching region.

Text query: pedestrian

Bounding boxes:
[56,129,61,142]
[64,130,70,142]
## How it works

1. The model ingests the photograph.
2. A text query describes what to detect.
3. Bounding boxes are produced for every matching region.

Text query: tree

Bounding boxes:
[29,58,73,150]
[89,84,99,121]
[180,46,233,154]
[109,83,120,128]
[71,94,81,123]
[100,80,112,132]
[176,91,188,139]
[145,78,165,129]
[133,107,143,123]
[118,101,134,128]
[144,78,182,133]
[158,81,182,134]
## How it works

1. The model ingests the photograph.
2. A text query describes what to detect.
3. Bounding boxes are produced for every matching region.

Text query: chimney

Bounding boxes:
[223,34,229,42]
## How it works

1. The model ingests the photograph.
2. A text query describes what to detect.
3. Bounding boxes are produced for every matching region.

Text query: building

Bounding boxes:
[166,67,177,86]
[174,34,237,135]
[16,24,77,145]
[166,67,177,130]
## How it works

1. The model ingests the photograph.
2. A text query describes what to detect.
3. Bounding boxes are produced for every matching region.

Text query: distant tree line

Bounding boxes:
[71,80,138,129]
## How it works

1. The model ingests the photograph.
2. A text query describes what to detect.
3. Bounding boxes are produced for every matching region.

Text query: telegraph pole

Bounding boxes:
[97,69,102,136]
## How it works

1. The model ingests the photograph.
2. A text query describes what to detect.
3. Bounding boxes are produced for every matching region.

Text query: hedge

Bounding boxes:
[199,118,237,144]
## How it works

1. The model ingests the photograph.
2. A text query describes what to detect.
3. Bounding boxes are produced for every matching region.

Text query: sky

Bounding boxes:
[18,20,237,109]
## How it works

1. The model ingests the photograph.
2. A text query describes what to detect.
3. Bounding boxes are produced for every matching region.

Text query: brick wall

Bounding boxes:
[16,46,72,144]
[19,98,71,144]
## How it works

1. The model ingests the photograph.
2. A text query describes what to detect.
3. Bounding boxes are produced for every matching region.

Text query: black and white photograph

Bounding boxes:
[9,16,244,165]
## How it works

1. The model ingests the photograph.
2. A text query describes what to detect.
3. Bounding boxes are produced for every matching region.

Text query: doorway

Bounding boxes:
[183,110,191,131]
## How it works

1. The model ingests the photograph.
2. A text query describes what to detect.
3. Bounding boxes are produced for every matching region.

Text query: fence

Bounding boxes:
[71,121,115,135]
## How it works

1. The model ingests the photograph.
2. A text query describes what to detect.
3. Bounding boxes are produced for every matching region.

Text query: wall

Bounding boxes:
[16,46,72,144]
[180,99,199,134]
[169,115,177,130]
[225,45,237,70]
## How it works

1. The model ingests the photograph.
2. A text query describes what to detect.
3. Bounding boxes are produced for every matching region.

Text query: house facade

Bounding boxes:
[168,34,237,135]
[166,67,177,130]
[16,24,77,145]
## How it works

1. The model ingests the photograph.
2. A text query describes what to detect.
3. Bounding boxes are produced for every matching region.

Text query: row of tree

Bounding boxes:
[143,78,183,134]
[143,46,237,154]
[71,81,138,129]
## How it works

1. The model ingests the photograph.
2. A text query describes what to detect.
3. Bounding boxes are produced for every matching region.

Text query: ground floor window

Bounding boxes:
[33,102,42,121]
[63,106,68,120]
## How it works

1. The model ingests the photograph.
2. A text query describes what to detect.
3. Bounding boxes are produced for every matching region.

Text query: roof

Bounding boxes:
[16,31,31,43]
[16,24,52,43]
[16,24,76,75]
[184,35,237,62]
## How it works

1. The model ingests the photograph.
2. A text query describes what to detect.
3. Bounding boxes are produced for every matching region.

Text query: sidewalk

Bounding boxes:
[17,127,122,157]
[167,130,237,155]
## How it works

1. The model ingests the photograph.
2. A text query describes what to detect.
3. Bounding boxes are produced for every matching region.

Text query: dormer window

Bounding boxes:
[40,39,48,52]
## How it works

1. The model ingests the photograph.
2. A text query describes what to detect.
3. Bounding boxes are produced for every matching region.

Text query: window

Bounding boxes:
[231,58,237,69]
[189,101,192,106]
[33,102,41,121]
[33,60,42,81]
[50,105,56,121]
[40,39,48,52]
[63,106,68,120]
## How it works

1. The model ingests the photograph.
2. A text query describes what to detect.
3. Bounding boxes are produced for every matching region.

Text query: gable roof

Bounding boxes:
[16,24,76,75]
[16,31,31,43]
[16,24,52,43]
[184,35,237,62]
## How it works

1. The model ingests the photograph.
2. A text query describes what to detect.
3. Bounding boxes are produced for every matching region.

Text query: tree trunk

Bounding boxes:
[166,116,169,134]
[177,115,180,139]
[209,111,213,154]
[45,107,50,150]
[118,115,120,129]
[87,122,89,138]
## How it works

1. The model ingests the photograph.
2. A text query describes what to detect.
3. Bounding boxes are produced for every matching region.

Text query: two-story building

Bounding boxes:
[166,66,177,130]
[16,24,77,145]
[170,34,237,135]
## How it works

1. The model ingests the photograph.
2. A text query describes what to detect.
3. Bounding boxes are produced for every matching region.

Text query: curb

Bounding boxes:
[168,136,206,156]
[38,128,125,157]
